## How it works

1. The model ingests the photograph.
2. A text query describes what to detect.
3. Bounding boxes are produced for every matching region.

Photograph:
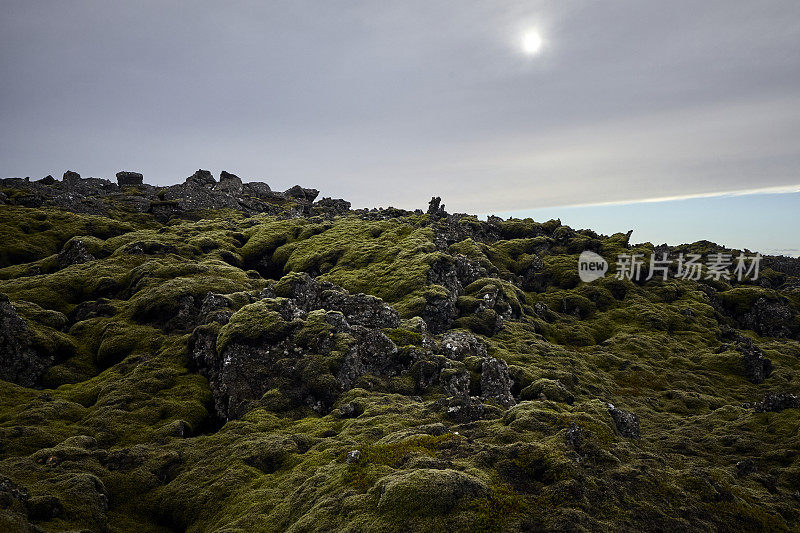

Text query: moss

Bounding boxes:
[385,328,423,347]
[1,202,800,531]
[216,299,296,353]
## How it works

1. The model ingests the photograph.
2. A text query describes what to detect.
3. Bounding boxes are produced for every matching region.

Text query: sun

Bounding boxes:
[522,30,543,55]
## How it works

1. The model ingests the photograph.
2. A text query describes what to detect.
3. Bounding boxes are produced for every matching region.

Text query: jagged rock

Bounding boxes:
[116,171,143,186]
[440,332,487,360]
[737,338,773,384]
[0,294,51,387]
[62,170,81,184]
[607,403,640,439]
[284,185,319,203]
[444,396,486,423]
[189,280,405,419]
[427,196,446,216]
[276,273,400,329]
[38,175,56,185]
[336,327,399,390]
[749,392,800,413]
[314,197,351,216]
[739,297,797,339]
[218,171,243,194]
[58,238,96,267]
[185,169,216,188]
[480,357,515,408]
[346,450,362,464]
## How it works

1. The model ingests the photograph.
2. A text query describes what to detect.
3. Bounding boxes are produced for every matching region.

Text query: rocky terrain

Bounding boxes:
[0,170,799,532]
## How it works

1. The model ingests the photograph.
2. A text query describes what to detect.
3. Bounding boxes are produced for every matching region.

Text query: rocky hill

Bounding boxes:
[1,170,799,532]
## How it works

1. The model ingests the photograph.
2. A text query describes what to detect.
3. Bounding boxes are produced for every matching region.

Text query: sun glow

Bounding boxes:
[522,30,543,55]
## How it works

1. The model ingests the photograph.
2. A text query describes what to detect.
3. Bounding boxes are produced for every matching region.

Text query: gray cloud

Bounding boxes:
[1,1,799,212]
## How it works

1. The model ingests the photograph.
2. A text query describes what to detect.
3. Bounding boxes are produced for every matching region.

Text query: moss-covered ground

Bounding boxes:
[1,203,799,532]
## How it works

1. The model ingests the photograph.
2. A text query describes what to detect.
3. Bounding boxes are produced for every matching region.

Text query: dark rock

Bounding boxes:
[336,328,399,390]
[739,297,797,339]
[284,185,319,203]
[440,332,487,360]
[346,450,362,464]
[314,197,351,216]
[444,396,486,423]
[750,392,800,413]
[218,171,243,194]
[38,175,56,185]
[185,169,216,188]
[277,273,400,329]
[737,338,773,384]
[58,238,96,267]
[62,170,81,184]
[564,423,585,449]
[480,357,515,408]
[120,241,177,256]
[0,293,52,387]
[427,196,446,216]
[607,403,641,439]
[116,171,143,186]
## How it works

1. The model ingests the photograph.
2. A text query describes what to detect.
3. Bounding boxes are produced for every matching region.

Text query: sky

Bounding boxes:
[1,1,798,253]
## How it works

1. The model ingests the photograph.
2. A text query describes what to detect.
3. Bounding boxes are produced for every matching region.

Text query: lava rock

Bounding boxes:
[750,392,800,413]
[737,339,773,384]
[116,171,143,186]
[427,196,446,216]
[58,238,96,268]
[607,403,641,439]
[0,294,52,387]
[218,171,243,194]
[480,357,516,408]
[284,185,319,203]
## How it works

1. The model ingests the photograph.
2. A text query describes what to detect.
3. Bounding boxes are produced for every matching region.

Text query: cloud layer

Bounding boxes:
[1,1,798,212]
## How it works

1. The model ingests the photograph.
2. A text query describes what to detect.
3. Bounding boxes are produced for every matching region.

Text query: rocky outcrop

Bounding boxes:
[0,169,347,220]
[115,171,143,186]
[748,392,800,413]
[0,294,51,387]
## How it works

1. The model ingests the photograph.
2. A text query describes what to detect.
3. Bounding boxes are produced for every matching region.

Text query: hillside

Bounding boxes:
[1,170,799,532]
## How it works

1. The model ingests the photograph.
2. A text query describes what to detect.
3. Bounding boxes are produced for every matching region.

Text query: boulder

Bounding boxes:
[607,403,641,439]
[284,185,319,203]
[115,171,143,186]
[58,238,96,268]
[185,169,216,188]
[217,171,243,195]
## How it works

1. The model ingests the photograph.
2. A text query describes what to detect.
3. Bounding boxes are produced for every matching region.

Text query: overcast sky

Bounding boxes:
[1,1,799,214]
